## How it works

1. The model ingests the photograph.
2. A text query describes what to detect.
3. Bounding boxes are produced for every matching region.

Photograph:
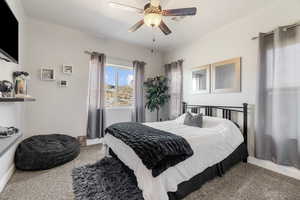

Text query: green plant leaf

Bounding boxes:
[144,76,170,114]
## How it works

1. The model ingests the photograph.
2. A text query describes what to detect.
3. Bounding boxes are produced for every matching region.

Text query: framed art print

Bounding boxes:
[62,65,73,75]
[211,57,241,93]
[41,68,55,81]
[191,64,211,94]
[59,80,68,88]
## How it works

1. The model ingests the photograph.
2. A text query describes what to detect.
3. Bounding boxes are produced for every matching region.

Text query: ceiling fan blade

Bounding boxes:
[171,16,186,22]
[150,0,160,7]
[129,20,144,32]
[159,21,172,35]
[109,2,143,14]
[163,7,197,16]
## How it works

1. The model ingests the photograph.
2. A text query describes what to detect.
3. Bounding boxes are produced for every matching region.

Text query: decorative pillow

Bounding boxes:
[174,113,187,123]
[184,112,203,128]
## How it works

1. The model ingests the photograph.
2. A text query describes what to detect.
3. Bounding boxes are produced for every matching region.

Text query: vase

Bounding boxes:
[15,79,27,97]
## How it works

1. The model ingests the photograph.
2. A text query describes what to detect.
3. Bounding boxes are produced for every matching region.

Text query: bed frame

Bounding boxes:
[182,102,248,146]
[167,102,249,200]
[108,102,249,200]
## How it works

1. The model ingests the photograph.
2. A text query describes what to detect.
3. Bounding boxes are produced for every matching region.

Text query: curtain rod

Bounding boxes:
[84,50,92,55]
[252,21,300,40]
[164,59,184,66]
[84,50,133,64]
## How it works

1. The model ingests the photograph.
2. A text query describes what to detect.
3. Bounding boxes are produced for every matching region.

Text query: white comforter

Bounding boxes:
[103,116,244,200]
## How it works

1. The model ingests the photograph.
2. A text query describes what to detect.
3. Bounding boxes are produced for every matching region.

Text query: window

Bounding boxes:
[105,65,134,107]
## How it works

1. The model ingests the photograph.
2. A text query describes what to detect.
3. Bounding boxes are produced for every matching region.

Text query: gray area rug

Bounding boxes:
[72,156,300,200]
[72,157,143,200]
[1,144,300,200]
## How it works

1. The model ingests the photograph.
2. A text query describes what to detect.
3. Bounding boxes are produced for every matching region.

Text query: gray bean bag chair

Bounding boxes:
[15,134,80,171]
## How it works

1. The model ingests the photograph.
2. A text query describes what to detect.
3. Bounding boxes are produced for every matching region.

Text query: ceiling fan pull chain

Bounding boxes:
[151,28,156,53]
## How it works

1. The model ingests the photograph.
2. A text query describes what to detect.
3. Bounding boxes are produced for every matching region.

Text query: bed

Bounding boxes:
[103,102,248,200]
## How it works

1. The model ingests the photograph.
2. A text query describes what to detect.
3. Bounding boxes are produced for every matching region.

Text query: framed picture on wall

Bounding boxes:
[211,57,241,93]
[62,65,73,75]
[41,68,55,81]
[59,80,68,88]
[191,64,211,94]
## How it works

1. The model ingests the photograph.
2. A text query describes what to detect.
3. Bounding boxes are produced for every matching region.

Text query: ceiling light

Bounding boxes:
[144,13,162,27]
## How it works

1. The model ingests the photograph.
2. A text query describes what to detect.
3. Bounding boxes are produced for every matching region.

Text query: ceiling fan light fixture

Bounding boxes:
[144,13,162,27]
[109,0,197,35]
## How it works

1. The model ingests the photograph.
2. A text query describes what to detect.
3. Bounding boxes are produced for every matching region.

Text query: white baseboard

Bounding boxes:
[86,138,103,146]
[248,156,300,180]
[0,164,15,193]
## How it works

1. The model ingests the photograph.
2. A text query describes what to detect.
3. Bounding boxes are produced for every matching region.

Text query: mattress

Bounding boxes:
[103,116,244,200]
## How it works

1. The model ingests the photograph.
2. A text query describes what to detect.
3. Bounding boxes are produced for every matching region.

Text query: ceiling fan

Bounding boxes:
[109,0,197,35]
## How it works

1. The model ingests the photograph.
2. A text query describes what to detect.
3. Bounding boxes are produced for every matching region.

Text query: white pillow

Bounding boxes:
[174,113,198,123]
[174,113,187,123]
[174,113,229,128]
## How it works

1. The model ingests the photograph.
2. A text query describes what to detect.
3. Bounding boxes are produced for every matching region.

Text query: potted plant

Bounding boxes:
[144,76,170,121]
[13,71,30,97]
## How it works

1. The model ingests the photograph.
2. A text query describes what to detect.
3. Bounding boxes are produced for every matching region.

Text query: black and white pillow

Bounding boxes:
[184,112,203,128]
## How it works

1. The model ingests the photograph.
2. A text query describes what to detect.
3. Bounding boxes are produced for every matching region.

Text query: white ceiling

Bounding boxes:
[22,0,274,51]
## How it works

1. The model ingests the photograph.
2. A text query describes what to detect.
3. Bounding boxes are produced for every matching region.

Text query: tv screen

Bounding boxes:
[0,0,18,63]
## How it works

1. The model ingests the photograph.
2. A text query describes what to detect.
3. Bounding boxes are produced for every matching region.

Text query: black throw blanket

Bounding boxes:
[105,122,194,177]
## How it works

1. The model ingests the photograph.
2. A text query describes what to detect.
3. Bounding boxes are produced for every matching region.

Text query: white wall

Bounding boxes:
[24,18,164,138]
[164,0,300,156]
[0,0,27,192]
[105,108,133,127]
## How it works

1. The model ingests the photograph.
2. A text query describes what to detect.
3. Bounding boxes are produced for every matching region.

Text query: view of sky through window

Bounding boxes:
[105,65,134,107]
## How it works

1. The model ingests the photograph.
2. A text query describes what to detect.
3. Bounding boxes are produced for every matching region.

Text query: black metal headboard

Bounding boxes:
[182,102,248,146]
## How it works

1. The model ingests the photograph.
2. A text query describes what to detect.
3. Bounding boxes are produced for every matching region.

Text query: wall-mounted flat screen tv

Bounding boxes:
[0,0,18,64]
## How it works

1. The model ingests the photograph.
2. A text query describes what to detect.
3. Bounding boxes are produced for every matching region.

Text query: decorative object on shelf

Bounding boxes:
[0,80,13,97]
[13,71,30,97]
[191,64,211,94]
[211,57,241,93]
[41,68,55,81]
[58,80,68,88]
[62,65,73,75]
[0,126,19,138]
[144,76,170,121]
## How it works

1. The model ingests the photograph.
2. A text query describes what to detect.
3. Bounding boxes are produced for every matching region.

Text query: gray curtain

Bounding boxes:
[132,60,146,122]
[165,60,183,119]
[87,53,106,139]
[256,26,300,169]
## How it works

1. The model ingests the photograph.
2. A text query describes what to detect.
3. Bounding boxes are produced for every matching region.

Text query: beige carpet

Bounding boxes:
[1,145,300,200]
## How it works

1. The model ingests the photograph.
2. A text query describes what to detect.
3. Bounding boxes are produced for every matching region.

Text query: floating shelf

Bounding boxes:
[0,97,36,102]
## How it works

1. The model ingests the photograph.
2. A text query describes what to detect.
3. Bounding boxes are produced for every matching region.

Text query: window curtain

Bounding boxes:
[165,60,183,119]
[256,26,300,169]
[132,60,146,122]
[86,53,106,139]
